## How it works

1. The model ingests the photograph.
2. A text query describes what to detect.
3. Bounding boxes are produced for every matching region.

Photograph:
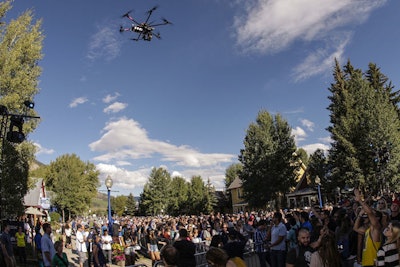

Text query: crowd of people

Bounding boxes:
[2,190,400,267]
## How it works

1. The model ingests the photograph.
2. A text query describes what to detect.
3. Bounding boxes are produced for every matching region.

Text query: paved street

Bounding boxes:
[64,236,152,267]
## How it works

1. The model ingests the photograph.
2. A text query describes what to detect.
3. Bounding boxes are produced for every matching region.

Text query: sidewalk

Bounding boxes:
[64,236,152,267]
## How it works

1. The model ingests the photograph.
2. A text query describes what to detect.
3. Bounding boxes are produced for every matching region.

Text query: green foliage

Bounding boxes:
[295,148,309,166]
[1,141,29,217]
[139,167,218,215]
[44,154,100,220]
[125,193,136,215]
[111,195,127,216]
[0,1,43,219]
[49,212,61,223]
[239,110,297,209]
[139,167,172,215]
[225,163,242,189]
[327,60,400,193]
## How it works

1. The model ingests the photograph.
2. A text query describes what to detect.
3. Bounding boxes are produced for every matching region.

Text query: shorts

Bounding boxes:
[149,244,159,252]
[78,251,87,263]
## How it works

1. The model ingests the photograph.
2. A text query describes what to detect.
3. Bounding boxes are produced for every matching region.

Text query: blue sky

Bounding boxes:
[8,0,400,196]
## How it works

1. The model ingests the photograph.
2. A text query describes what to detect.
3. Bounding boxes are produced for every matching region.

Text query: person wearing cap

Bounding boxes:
[101,228,113,266]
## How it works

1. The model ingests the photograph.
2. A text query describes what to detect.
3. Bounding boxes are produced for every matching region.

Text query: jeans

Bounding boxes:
[270,249,286,267]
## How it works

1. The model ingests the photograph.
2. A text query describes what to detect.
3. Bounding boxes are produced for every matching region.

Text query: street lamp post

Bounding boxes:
[105,175,113,235]
[315,176,323,208]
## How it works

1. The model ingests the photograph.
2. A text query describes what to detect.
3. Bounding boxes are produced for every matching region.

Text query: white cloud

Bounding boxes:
[103,93,120,104]
[87,24,121,62]
[234,0,386,80]
[103,102,128,114]
[300,119,314,132]
[96,163,150,191]
[34,142,55,155]
[69,97,88,108]
[291,126,307,143]
[89,117,236,168]
[292,33,351,82]
[318,136,332,144]
[301,143,330,155]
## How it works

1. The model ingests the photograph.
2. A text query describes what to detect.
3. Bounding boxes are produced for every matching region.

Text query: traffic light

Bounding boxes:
[6,115,25,143]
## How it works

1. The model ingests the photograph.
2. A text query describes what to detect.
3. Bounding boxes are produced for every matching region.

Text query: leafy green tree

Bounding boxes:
[1,142,29,216]
[0,1,43,218]
[239,110,297,209]
[139,167,171,215]
[45,154,99,221]
[327,60,400,193]
[111,195,127,216]
[295,148,309,166]
[225,163,243,189]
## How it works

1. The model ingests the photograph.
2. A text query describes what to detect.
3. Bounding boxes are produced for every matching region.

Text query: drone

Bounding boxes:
[119,5,172,42]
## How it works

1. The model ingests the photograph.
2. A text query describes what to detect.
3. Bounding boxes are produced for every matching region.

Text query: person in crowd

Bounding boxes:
[310,232,341,267]
[41,223,56,267]
[268,212,287,267]
[64,222,72,249]
[34,227,43,265]
[335,214,353,266]
[286,212,300,250]
[299,211,313,232]
[51,240,69,267]
[146,229,162,265]
[93,235,107,267]
[376,198,390,228]
[201,224,213,246]
[160,244,179,267]
[286,227,315,267]
[376,221,400,266]
[254,219,269,267]
[173,228,196,267]
[15,226,27,265]
[206,246,245,267]
[85,225,94,267]
[353,189,383,267]
[1,222,17,267]
[390,199,400,221]
[76,224,87,267]
[223,229,246,260]
[101,229,113,266]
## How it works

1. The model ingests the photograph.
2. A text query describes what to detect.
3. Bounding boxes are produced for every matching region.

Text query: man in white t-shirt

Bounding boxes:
[268,212,287,267]
[101,229,113,265]
[75,224,87,267]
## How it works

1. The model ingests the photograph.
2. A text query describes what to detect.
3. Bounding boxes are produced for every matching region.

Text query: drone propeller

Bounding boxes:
[162,18,172,25]
[146,5,158,14]
[154,32,161,39]
[151,18,173,27]
[119,25,125,33]
[121,10,133,18]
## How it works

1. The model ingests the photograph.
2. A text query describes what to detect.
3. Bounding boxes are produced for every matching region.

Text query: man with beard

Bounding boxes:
[286,228,321,267]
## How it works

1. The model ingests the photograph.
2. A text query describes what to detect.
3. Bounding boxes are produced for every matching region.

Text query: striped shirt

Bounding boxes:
[376,242,400,267]
[254,228,267,253]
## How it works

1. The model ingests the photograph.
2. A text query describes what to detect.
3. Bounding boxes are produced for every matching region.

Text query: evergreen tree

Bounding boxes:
[239,110,297,209]
[327,60,400,193]
[111,195,128,216]
[125,193,136,215]
[168,176,189,215]
[139,167,171,215]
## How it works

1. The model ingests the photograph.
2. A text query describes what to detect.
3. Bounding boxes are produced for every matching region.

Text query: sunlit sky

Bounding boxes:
[8,0,400,196]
